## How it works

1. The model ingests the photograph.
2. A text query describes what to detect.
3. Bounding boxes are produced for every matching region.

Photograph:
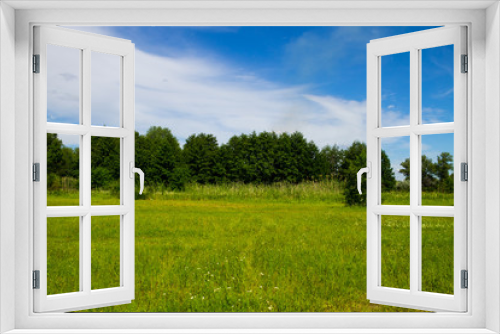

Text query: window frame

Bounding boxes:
[3,2,496,333]
[366,26,468,312]
[33,25,136,313]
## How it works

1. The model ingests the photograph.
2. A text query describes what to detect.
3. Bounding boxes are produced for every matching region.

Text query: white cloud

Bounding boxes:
[53,27,372,149]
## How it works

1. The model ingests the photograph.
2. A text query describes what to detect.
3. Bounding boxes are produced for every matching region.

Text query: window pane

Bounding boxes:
[47,44,80,124]
[91,136,120,205]
[47,217,80,295]
[421,216,454,295]
[381,52,410,127]
[381,215,410,290]
[91,52,121,127]
[421,133,454,206]
[381,137,409,205]
[421,45,454,124]
[47,133,80,206]
[91,215,120,290]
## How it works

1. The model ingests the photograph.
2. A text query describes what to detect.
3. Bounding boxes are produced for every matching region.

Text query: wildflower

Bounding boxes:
[260,272,264,276]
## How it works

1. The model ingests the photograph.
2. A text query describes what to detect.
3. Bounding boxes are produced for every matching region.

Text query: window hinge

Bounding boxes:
[33,163,40,182]
[461,54,468,73]
[461,270,468,289]
[33,54,40,73]
[33,270,40,289]
[461,162,468,182]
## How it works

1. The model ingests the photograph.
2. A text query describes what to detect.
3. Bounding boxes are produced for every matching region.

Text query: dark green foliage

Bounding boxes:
[319,144,344,179]
[220,131,321,184]
[339,141,367,206]
[169,166,191,191]
[46,133,79,190]
[91,136,120,190]
[421,155,436,191]
[399,158,410,181]
[435,152,454,193]
[49,127,457,204]
[398,153,454,193]
[143,127,183,188]
[381,150,396,192]
[183,133,220,184]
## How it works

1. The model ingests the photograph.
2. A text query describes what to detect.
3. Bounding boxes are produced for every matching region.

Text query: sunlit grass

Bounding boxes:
[382,191,453,206]
[46,183,452,312]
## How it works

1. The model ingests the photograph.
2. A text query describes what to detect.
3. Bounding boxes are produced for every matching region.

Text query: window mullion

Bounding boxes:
[409,47,420,294]
[82,47,92,293]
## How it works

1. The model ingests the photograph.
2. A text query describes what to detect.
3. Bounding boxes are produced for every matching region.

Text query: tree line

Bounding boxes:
[47,126,454,205]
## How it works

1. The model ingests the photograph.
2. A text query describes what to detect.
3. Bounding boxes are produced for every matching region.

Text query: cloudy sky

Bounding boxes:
[49,26,455,180]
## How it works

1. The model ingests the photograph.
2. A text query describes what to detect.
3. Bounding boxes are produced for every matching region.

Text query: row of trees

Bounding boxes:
[47,126,454,205]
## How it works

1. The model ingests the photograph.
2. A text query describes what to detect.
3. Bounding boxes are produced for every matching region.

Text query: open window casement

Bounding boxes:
[33,26,139,312]
[364,26,467,312]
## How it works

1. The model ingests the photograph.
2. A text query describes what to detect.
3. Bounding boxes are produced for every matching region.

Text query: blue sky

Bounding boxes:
[51,26,455,180]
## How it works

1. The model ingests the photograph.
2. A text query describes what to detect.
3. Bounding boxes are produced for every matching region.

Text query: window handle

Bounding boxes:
[129,162,145,194]
[357,162,372,195]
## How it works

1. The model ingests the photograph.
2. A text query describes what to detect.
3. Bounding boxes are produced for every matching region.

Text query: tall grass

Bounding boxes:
[139,179,345,203]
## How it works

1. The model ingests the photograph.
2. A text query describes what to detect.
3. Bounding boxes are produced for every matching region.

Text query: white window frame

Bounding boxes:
[366,26,468,312]
[33,26,136,313]
[1,1,499,333]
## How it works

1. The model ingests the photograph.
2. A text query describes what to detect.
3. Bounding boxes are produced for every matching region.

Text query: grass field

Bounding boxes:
[46,181,454,312]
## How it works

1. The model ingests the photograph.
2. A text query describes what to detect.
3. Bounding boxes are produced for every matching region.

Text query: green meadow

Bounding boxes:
[46,181,454,312]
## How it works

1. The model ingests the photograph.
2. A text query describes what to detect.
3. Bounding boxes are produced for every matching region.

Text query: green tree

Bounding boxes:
[339,141,367,206]
[435,152,453,181]
[319,144,345,180]
[381,150,396,192]
[290,131,321,183]
[399,158,410,181]
[91,136,120,189]
[421,155,436,191]
[47,133,79,190]
[47,133,63,174]
[399,155,443,191]
[275,133,295,183]
[183,133,219,184]
[144,126,182,188]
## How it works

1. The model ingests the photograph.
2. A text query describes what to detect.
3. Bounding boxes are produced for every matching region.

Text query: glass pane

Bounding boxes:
[381,52,410,127]
[421,45,454,124]
[47,44,80,124]
[421,216,454,294]
[381,137,409,205]
[421,133,454,206]
[91,216,120,290]
[47,217,80,295]
[47,133,80,206]
[381,215,410,289]
[91,52,121,127]
[91,136,120,205]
